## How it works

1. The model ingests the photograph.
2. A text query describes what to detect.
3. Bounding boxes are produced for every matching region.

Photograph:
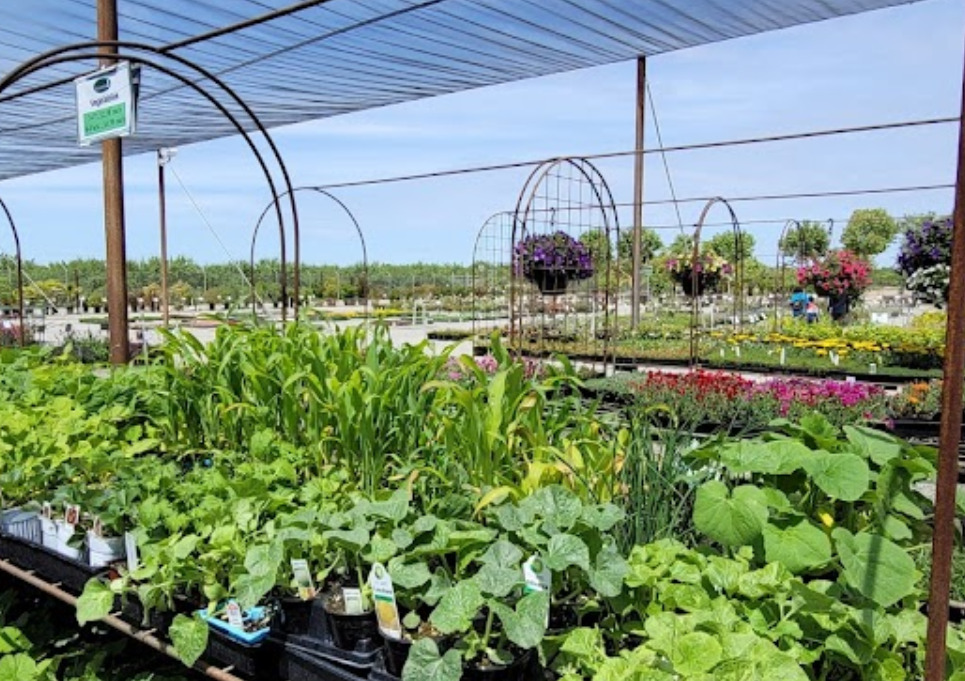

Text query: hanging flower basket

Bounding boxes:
[529,267,574,296]
[666,252,731,297]
[513,231,594,296]
[679,270,716,297]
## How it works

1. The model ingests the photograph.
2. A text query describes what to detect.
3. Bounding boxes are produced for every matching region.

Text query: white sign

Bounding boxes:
[74,62,138,146]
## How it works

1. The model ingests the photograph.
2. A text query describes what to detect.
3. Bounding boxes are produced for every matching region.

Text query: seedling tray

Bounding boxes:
[0,533,105,594]
[198,606,271,645]
[202,623,276,679]
[367,658,399,681]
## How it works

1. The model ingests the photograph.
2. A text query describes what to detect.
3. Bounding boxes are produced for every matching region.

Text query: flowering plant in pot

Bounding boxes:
[512,231,594,295]
[796,249,871,302]
[665,251,732,296]
[897,215,952,307]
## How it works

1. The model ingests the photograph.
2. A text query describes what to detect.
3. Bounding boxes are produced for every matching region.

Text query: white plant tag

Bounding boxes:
[846,376,856,383]
[41,502,52,520]
[92,516,104,538]
[225,601,244,630]
[523,555,551,594]
[291,559,316,601]
[779,347,786,366]
[369,563,402,640]
[124,531,139,572]
[342,587,364,615]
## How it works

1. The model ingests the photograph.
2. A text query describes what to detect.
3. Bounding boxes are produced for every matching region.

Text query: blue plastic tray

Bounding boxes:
[198,605,270,645]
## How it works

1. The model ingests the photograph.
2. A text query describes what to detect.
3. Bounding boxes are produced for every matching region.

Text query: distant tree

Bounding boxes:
[842,208,899,259]
[707,232,756,264]
[578,230,613,274]
[617,228,663,263]
[779,221,831,261]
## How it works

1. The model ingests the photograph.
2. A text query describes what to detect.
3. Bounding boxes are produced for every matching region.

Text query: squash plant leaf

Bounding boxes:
[694,481,768,548]
[402,638,462,681]
[544,533,590,572]
[803,452,869,502]
[832,529,917,607]
[170,614,209,667]
[75,579,115,626]
[762,520,832,574]
[429,580,484,635]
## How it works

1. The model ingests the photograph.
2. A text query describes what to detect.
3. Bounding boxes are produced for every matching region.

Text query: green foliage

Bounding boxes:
[707,231,756,264]
[842,208,899,258]
[780,221,831,261]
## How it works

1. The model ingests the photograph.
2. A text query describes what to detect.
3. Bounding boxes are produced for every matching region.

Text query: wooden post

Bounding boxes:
[98,0,129,363]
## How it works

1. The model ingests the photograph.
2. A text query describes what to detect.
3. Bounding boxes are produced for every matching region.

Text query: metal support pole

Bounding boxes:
[157,148,176,328]
[631,56,647,328]
[924,29,965,681]
[98,0,129,363]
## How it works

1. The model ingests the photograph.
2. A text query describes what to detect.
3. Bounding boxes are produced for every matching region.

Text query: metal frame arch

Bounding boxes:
[250,187,369,317]
[775,219,801,330]
[0,40,301,320]
[0,197,25,346]
[470,210,514,342]
[689,197,743,366]
[508,156,621,365]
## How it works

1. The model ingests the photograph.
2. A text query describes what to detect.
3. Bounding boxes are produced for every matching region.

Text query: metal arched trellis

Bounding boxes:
[774,218,835,330]
[250,187,368,317]
[470,211,514,352]
[0,197,25,346]
[509,157,621,368]
[689,197,744,366]
[0,40,300,337]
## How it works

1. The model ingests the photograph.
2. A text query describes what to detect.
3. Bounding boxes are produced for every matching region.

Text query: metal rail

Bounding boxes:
[0,557,245,681]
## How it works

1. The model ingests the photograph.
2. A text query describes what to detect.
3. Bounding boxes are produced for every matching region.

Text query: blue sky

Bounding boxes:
[1,0,962,267]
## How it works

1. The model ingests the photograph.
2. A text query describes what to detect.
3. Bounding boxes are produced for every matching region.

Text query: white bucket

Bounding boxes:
[87,532,125,568]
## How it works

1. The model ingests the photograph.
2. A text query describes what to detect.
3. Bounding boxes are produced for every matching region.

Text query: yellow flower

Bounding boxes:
[818,512,835,528]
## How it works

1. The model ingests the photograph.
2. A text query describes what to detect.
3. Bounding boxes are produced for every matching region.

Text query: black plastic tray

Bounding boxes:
[283,647,370,681]
[273,598,381,671]
[205,626,278,679]
[367,658,399,681]
[0,533,105,594]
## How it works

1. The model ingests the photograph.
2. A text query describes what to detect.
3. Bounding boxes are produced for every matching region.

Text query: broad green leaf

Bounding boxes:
[720,440,809,475]
[430,580,484,634]
[589,543,628,598]
[479,539,523,569]
[475,563,521,598]
[363,534,399,564]
[803,452,869,501]
[233,572,275,611]
[391,528,414,550]
[694,481,768,547]
[833,529,917,607]
[76,579,115,625]
[527,485,582,531]
[170,614,209,667]
[669,631,721,675]
[243,541,283,577]
[580,504,625,532]
[762,520,832,574]
[494,590,549,649]
[0,653,38,681]
[387,558,432,590]
[560,627,605,660]
[402,638,462,681]
[0,626,30,654]
[368,487,410,522]
[843,426,903,466]
[545,534,590,573]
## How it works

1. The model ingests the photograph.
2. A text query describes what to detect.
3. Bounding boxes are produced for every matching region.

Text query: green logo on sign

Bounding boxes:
[93,77,110,93]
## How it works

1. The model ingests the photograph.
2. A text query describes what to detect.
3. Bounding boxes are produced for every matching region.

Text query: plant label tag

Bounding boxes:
[342,587,364,615]
[226,601,244,630]
[92,516,104,538]
[734,345,741,358]
[368,563,402,640]
[846,376,855,383]
[780,347,786,366]
[829,351,839,366]
[64,504,81,526]
[41,502,52,520]
[522,555,551,594]
[124,531,139,572]
[291,559,316,601]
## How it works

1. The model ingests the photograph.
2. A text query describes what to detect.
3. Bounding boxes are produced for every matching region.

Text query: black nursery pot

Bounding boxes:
[381,635,412,677]
[325,605,379,652]
[462,648,534,681]
[277,596,313,635]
